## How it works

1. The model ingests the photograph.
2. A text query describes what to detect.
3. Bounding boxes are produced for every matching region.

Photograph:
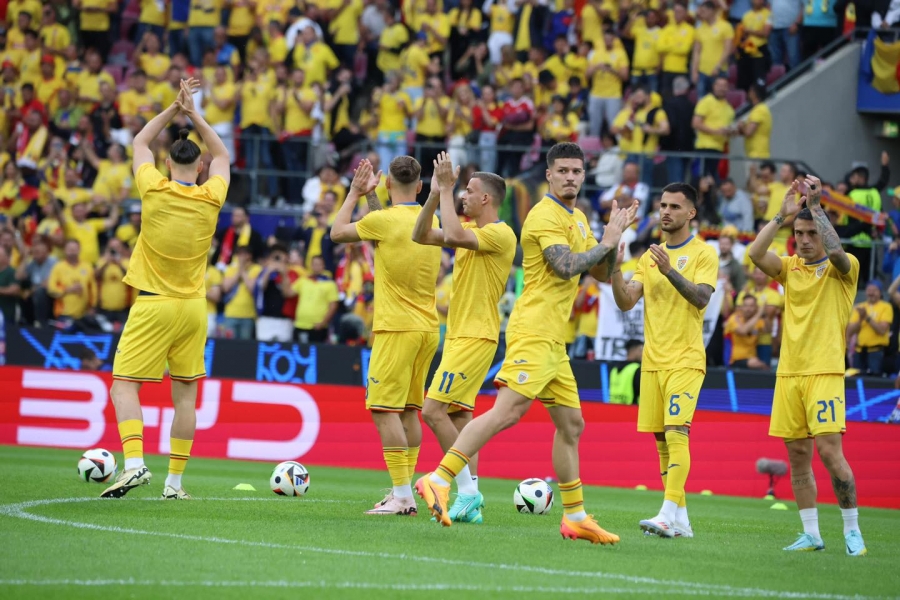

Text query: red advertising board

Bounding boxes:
[1,366,897,508]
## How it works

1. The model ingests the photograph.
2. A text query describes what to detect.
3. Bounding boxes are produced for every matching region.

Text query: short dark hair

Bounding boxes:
[625,339,643,352]
[784,161,799,179]
[700,0,717,9]
[661,182,698,206]
[267,242,288,256]
[170,128,201,165]
[24,28,38,38]
[21,82,34,93]
[750,82,767,101]
[389,156,421,185]
[546,142,584,168]
[633,84,650,96]
[471,172,506,206]
[760,161,776,173]
[795,207,814,223]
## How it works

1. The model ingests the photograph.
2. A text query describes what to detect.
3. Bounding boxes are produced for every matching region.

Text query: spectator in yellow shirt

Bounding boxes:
[625,10,662,92]
[221,245,262,340]
[691,1,734,98]
[586,24,629,137]
[95,238,133,324]
[240,61,279,201]
[283,255,339,344]
[18,29,41,86]
[847,281,893,376]
[75,49,114,108]
[657,2,694,94]
[119,70,157,127]
[739,82,772,162]
[292,25,340,89]
[58,200,119,266]
[418,0,451,56]
[47,238,96,319]
[413,78,450,179]
[74,0,116,59]
[375,73,412,174]
[275,68,319,206]
[691,76,735,180]
[188,0,221,67]
[39,5,70,58]
[737,0,772,92]
[135,32,171,83]
[202,65,239,161]
[136,0,167,45]
[376,8,409,74]
[36,55,65,114]
[327,0,364,66]
[724,294,768,369]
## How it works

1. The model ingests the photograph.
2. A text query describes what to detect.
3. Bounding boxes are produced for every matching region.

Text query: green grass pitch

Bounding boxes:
[1,445,897,599]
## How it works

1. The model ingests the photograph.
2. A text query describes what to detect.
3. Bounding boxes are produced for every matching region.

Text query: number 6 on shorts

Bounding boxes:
[668,394,681,416]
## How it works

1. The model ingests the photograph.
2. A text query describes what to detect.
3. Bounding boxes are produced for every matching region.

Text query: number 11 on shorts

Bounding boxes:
[439,371,455,394]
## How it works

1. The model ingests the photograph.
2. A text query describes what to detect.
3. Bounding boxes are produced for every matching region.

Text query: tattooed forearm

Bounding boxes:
[366,191,383,212]
[831,474,858,509]
[664,270,713,309]
[603,248,616,275]
[811,206,850,272]
[543,244,615,280]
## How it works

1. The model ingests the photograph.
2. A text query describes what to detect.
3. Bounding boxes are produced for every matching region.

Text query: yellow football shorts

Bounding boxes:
[426,337,498,412]
[494,334,579,409]
[638,368,705,432]
[769,374,847,439]
[366,331,439,412]
[113,295,208,383]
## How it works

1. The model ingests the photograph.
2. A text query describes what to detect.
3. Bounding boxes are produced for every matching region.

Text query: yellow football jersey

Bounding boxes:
[506,196,598,344]
[632,236,718,372]
[774,254,859,376]
[124,163,228,298]
[446,221,517,342]
[354,204,442,333]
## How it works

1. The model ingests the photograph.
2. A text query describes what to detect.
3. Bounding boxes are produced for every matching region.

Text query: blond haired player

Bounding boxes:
[749,176,866,556]
[331,157,442,515]
[411,152,516,523]
[611,182,718,538]
[416,142,636,544]
[102,78,230,499]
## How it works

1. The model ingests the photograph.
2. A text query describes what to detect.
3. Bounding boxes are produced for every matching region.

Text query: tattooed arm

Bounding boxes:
[365,191,383,212]
[543,243,618,280]
[666,270,714,309]
[804,175,851,275]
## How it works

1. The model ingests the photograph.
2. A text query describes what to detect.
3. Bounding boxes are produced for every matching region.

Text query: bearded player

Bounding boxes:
[610,182,718,538]
[331,157,442,515]
[749,176,866,556]
[411,152,516,524]
[416,142,636,544]
[103,78,229,499]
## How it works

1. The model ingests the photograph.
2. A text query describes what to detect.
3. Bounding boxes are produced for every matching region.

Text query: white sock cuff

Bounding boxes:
[393,485,413,499]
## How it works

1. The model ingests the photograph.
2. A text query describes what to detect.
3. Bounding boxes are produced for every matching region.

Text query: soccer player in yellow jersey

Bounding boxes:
[749,176,867,557]
[416,143,635,544]
[411,153,516,524]
[331,157,442,516]
[611,182,718,539]
[101,78,230,500]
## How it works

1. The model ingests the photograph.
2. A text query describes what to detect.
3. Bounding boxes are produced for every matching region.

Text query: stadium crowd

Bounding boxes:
[0,0,897,373]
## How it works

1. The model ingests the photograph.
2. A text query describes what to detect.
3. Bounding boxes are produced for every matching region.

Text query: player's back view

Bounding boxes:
[331,157,442,514]
[103,79,230,500]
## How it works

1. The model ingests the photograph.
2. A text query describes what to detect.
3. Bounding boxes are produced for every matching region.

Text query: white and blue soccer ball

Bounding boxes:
[270,461,310,496]
[77,448,117,483]
[514,478,554,514]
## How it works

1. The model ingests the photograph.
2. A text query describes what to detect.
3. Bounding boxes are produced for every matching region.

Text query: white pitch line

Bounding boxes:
[0,497,885,600]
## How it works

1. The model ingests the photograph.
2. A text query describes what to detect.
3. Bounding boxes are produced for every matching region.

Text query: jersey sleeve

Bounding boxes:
[694,96,711,119]
[472,223,513,255]
[325,281,339,302]
[842,253,861,286]
[773,256,791,285]
[135,162,165,198]
[695,246,718,289]
[203,175,229,207]
[880,301,894,324]
[355,209,388,242]
[849,304,861,324]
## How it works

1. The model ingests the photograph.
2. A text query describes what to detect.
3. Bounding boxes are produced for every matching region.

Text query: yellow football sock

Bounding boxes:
[664,430,691,503]
[118,419,144,461]
[656,439,669,489]
[168,438,193,475]
[435,447,470,484]
[383,447,410,487]
[559,479,584,516]
[407,446,420,480]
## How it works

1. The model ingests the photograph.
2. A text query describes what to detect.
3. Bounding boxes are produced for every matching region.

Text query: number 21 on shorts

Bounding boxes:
[816,398,837,423]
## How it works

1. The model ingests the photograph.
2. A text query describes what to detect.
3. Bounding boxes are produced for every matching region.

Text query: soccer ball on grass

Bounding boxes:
[77,448,117,483]
[514,478,554,514]
[270,461,310,496]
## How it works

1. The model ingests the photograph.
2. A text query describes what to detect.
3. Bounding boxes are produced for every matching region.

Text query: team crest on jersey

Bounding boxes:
[517,372,529,384]
[676,256,689,270]
[816,264,827,278]
[576,222,587,239]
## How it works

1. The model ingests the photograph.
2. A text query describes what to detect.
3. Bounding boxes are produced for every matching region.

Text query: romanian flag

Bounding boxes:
[862,30,900,95]
[820,188,887,226]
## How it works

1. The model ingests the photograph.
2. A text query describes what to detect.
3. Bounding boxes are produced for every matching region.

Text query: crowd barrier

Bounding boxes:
[1,365,897,508]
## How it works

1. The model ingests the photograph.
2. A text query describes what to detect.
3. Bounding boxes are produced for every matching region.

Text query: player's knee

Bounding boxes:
[815,439,846,472]
[110,380,139,408]
[558,414,585,442]
[421,401,447,428]
[785,439,814,466]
